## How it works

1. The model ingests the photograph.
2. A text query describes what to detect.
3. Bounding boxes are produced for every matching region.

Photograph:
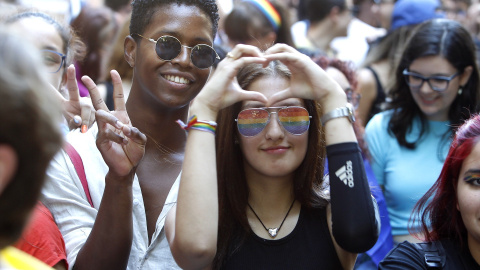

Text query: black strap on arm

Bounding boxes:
[414,241,446,269]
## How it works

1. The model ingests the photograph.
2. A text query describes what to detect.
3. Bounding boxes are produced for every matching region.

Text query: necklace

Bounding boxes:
[247,199,295,238]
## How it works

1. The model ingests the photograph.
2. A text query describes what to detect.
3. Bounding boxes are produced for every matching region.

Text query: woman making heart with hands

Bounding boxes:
[166,44,379,270]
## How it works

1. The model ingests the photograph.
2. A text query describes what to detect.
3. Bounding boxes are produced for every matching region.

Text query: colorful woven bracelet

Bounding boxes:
[176,115,217,135]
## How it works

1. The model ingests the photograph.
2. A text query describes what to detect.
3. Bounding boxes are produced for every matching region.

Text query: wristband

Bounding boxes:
[176,115,217,135]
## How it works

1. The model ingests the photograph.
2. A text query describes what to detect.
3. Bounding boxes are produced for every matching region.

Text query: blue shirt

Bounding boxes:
[365,111,451,236]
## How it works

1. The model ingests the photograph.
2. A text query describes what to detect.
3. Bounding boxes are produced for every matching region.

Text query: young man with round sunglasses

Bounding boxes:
[41,0,220,269]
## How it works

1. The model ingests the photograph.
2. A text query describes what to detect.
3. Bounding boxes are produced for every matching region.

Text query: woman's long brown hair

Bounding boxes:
[213,61,328,268]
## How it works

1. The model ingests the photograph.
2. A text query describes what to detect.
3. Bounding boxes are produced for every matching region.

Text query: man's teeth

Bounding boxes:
[165,75,190,84]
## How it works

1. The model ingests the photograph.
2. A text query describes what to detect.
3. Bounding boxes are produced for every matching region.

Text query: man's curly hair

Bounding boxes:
[130,0,219,39]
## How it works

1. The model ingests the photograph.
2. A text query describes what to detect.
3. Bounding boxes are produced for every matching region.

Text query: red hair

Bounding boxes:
[312,56,369,158]
[411,114,480,248]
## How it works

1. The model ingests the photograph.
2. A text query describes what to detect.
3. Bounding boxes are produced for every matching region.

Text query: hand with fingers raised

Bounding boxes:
[82,70,147,178]
[58,64,96,131]
[263,44,347,108]
[190,44,269,119]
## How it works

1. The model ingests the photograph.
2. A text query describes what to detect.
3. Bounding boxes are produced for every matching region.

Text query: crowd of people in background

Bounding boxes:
[1,0,480,269]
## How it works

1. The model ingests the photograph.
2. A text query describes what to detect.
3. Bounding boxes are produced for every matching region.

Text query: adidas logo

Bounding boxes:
[335,160,354,188]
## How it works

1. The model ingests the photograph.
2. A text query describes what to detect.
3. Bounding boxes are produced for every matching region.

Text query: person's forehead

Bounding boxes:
[8,17,64,51]
[144,4,214,40]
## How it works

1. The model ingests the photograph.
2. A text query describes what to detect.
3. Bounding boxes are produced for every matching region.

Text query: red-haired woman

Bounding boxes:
[379,114,480,269]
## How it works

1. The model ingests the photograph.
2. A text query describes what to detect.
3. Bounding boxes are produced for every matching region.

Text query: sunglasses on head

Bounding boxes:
[236,106,311,137]
[135,34,220,69]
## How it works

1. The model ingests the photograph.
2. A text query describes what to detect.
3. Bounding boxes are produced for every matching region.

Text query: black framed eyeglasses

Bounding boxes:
[135,34,220,69]
[402,69,461,92]
[235,106,311,137]
[41,49,66,73]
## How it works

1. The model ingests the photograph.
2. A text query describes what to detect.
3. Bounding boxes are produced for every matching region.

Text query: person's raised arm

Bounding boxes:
[166,45,267,270]
[265,44,379,254]
[72,70,146,270]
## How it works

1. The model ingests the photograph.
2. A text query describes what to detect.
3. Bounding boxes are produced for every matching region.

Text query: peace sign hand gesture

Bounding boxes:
[51,65,96,130]
[82,70,146,178]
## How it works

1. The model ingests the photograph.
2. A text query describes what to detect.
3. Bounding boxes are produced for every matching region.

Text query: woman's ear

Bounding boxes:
[460,65,473,86]
[0,145,18,196]
[124,35,137,68]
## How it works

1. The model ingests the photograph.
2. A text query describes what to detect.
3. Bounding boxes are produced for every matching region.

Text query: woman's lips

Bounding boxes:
[419,95,438,105]
[263,146,289,154]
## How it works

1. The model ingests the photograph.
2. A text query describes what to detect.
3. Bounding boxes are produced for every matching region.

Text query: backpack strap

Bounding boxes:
[63,142,94,208]
[414,241,446,269]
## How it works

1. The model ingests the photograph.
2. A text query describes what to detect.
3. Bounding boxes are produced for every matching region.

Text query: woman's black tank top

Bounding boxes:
[222,206,343,270]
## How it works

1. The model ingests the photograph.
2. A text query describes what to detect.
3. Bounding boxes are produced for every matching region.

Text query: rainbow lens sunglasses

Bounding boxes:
[135,34,220,69]
[236,106,312,137]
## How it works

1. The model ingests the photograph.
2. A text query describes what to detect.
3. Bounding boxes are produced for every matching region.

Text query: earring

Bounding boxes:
[458,87,463,95]
[234,138,239,144]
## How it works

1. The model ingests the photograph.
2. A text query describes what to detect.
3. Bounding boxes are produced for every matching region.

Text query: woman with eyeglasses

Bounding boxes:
[3,10,100,270]
[3,11,95,270]
[379,113,480,269]
[165,43,380,269]
[5,12,95,133]
[365,18,480,245]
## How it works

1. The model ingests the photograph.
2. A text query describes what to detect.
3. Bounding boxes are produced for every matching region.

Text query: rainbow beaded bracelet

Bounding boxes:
[176,115,217,135]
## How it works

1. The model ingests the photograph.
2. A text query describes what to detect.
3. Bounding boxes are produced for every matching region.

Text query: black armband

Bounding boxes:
[327,142,380,253]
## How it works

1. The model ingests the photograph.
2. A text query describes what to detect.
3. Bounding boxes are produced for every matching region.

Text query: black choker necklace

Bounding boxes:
[247,199,295,238]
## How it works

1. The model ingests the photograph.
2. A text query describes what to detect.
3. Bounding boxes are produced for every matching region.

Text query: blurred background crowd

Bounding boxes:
[1,0,480,269]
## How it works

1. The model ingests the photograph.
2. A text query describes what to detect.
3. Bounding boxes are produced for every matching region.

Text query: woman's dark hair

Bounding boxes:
[130,0,219,39]
[304,0,346,23]
[361,26,414,85]
[212,60,328,269]
[106,18,133,81]
[105,0,132,11]
[5,11,86,75]
[224,0,294,47]
[71,5,119,83]
[388,19,480,149]
[410,114,480,249]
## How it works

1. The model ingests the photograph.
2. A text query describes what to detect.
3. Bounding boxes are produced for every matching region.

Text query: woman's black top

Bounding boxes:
[366,66,386,123]
[379,239,480,269]
[223,207,342,270]
[223,142,380,269]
